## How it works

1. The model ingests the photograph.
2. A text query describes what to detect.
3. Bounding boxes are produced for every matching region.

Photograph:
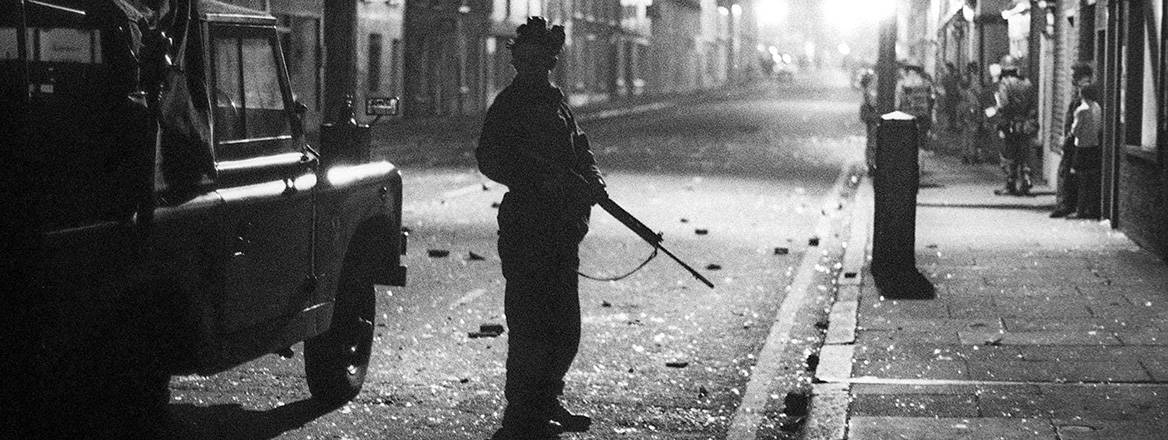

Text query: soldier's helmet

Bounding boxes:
[508,17,565,70]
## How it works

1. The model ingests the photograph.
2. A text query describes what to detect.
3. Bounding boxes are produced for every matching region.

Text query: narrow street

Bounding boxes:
[167,77,867,439]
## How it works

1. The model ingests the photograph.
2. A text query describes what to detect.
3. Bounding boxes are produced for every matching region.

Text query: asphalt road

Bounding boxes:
[166,75,866,439]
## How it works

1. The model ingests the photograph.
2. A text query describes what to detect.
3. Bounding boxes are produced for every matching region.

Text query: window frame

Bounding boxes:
[1120,0,1162,161]
[208,23,299,162]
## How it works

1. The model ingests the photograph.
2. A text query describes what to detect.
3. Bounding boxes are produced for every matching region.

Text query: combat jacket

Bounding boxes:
[477,78,602,225]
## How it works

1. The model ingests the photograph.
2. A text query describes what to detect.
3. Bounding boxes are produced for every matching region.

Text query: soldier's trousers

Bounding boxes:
[1000,133,1034,190]
[497,195,586,428]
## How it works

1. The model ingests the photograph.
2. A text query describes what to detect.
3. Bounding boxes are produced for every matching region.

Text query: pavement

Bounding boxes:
[804,151,1168,439]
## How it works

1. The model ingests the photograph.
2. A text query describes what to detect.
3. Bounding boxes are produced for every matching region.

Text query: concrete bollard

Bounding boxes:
[871,111,935,299]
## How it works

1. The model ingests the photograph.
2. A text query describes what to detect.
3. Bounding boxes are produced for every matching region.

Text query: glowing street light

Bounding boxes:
[755,0,789,27]
[822,0,896,32]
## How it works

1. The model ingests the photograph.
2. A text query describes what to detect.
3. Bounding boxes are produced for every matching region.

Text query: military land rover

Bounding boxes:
[3,0,406,436]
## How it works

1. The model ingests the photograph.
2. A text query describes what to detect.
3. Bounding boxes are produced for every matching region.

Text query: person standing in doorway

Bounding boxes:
[1069,84,1103,219]
[477,16,603,440]
[1051,62,1095,217]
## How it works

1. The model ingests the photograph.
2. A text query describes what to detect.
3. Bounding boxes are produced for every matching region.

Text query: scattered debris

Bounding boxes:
[482,184,490,191]
[695,228,709,235]
[601,301,612,308]
[844,272,858,278]
[680,218,689,223]
[774,247,789,255]
[926,243,938,249]
[808,237,820,246]
[469,323,505,338]
[490,201,500,208]
[804,353,820,372]
[705,263,722,270]
[459,377,470,384]
[665,361,689,368]
[698,386,709,399]
[467,251,486,261]
[428,249,450,258]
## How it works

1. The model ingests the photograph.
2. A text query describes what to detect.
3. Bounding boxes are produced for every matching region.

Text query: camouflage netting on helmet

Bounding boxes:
[506,16,565,55]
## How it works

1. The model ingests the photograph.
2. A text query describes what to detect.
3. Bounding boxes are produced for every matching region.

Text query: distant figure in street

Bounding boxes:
[1051,62,1096,218]
[991,64,1037,196]
[894,62,936,151]
[476,16,604,440]
[858,70,879,173]
[940,61,962,132]
[1069,84,1103,219]
[959,61,990,164]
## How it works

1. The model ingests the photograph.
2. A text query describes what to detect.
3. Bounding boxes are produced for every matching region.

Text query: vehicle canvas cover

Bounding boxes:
[2,0,212,231]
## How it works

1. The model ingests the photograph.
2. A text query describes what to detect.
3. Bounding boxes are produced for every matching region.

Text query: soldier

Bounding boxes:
[894,62,936,151]
[477,16,604,440]
[991,64,1038,196]
[858,70,879,173]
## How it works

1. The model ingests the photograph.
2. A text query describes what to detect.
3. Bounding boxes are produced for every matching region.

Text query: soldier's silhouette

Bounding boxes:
[476,16,605,440]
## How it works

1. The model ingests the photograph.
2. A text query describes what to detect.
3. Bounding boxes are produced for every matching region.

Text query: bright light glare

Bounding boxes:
[755,0,788,26]
[730,4,742,16]
[837,43,851,56]
[823,0,895,31]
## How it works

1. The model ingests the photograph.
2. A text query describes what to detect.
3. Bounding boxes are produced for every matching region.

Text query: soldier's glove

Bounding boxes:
[574,175,607,205]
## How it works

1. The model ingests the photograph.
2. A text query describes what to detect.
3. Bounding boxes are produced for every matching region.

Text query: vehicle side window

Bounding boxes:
[212,30,291,159]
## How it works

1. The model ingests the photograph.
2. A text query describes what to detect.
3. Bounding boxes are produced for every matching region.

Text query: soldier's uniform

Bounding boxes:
[995,73,1037,195]
[895,70,936,151]
[477,74,602,434]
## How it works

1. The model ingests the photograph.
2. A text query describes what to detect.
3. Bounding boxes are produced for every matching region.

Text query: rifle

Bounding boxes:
[521,151,715,289]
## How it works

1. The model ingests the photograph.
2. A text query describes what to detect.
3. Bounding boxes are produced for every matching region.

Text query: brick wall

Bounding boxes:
[1118,154,1168,262]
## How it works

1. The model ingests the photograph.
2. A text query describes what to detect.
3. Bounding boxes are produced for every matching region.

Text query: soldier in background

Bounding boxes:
[858,70,880,173]
[894,62,936,151]
[991,64,1038,196]
[477,16,603,440]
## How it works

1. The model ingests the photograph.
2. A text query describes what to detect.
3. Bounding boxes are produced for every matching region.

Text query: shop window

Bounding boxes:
[1122,0,1162,155]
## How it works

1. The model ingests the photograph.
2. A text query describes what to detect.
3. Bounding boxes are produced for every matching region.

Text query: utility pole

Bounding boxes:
[876,10,898,114]
[323,1,358,123]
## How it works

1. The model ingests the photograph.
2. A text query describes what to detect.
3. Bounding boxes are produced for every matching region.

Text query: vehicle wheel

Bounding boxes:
[304,262,376,405]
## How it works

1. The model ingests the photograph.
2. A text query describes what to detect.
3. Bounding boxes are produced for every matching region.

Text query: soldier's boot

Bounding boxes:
[1018,171,1033,196]
[994,179,1018,196]
[549,402,591,432]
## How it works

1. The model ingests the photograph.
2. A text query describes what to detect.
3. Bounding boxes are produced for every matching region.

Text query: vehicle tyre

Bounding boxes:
[304,260,376,405]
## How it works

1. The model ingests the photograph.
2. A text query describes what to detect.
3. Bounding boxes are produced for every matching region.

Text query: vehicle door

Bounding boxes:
[210,23,317,335]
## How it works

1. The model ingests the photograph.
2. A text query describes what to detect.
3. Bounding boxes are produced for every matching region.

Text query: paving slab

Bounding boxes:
[1053,418,1168,440]
[848,416,1056,440]
[966,360,1153,383]
[850,393,979,417]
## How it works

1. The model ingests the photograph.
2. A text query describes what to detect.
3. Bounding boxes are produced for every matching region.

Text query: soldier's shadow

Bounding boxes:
[166,399,335,439]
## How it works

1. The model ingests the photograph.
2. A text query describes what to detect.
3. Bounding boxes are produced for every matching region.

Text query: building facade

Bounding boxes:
[913,0,1167,260]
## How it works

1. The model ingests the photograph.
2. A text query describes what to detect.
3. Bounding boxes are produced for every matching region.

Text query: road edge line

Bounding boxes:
[802,174,873,440]
[725,164,859,440]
